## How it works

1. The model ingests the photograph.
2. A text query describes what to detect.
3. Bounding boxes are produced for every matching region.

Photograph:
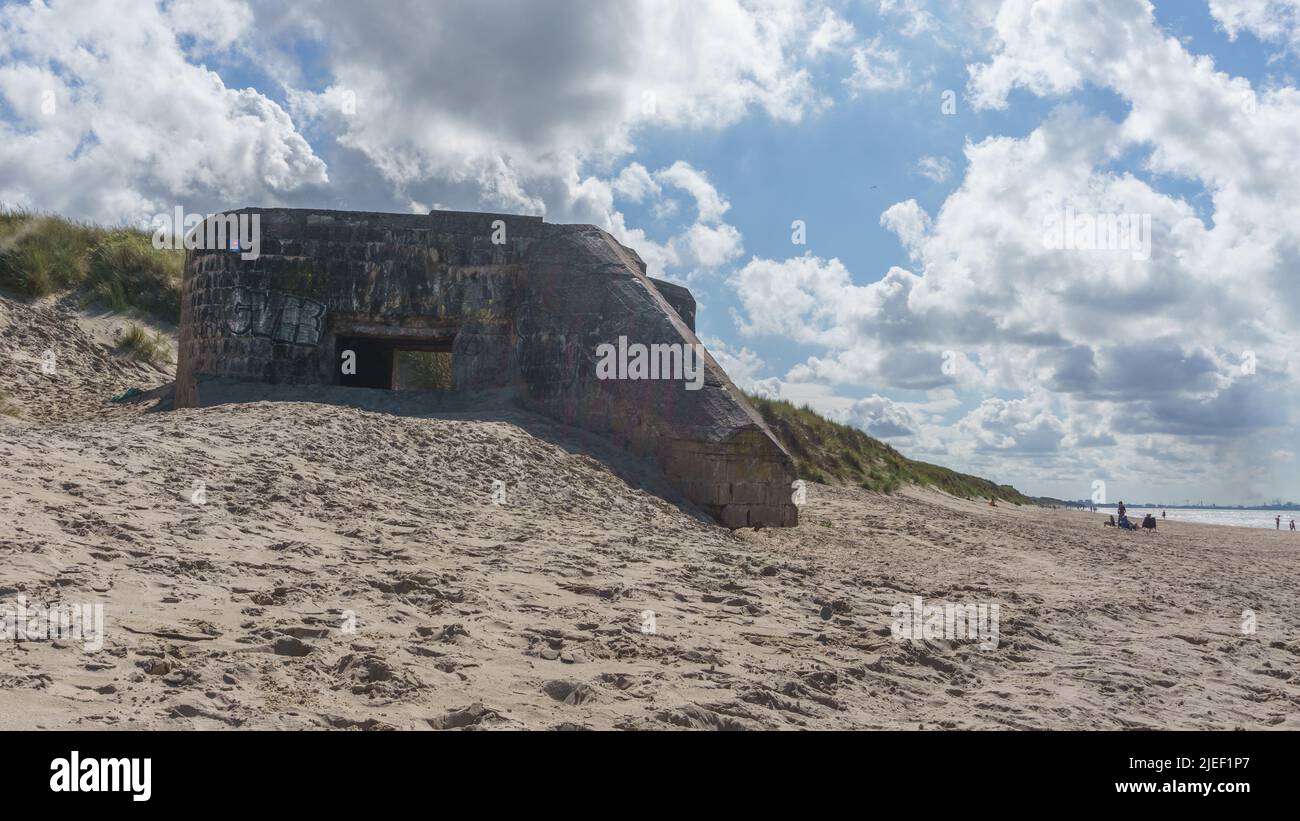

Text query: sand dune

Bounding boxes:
[0,294,174,424]
[1,294,1298,730]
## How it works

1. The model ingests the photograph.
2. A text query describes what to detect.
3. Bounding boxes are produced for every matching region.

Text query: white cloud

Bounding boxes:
[878,0,939,37]
[673,222,744,270]
[729,253,867,347]
[749,377,784,400]
[653,161,732,224]
[0,0,852,235]
[880,198,932,254]
[165,0,255,52]
[806,6,857,57]
[280,0,842,223]
[844,36,912,94]
[729,0,1299,497]
[1209,0,1300,49]
[0,0,327,223]
[701,336,767,391]
[611,163,661,203]
[848,394,923,438]
[958,396,1065,454]
[606,161,744,277]
[916,154,953,182]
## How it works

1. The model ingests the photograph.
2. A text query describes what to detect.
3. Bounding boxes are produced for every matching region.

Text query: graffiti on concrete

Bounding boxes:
[515,329,591,390]
[454,335,483,357]
[225,287,326,346]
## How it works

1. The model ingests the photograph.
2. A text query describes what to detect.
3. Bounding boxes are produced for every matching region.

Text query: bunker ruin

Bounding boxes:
[175,208,798,528]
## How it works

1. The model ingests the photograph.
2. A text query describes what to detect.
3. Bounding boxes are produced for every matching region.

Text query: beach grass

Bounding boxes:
[116,322,172,366]
[0,209,183,323]
[747,393,1029,502]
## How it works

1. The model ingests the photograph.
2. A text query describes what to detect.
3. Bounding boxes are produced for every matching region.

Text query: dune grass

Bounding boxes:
[747,393,1029,503]
[87,230,183,321]
[0,210,105,295]
[0,209,183,323]
[116,322,172,366]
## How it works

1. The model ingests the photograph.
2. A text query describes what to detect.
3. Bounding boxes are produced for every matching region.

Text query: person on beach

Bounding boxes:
[1291,519,1296,531]
[1277,515,1282,530]
[1161,510,1166,519]
[1118,501,1127,519]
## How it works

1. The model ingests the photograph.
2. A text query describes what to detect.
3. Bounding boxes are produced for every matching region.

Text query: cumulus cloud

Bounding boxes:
[848,394,923,438]
[751,1,1294,409]
[844,36,912,94]
[1209,0,1300,49]
[264,0,855,284]
[879,199,932,254]
[729,254,869,348]
[278,0,846,224]
[915,154,953,182]
[165,0,256,52]
[915,153,956,180]
[603,161,744,278]
[654,162,732,225]
[0,0,853,255]
[0,0,327,223]
[805,5,858,57]
[958,396,1065,454]
[701,336,768,392]
[729,0,1298,496]
[611,163,661,203]
[748,377,784,400]
[878,0,939,37]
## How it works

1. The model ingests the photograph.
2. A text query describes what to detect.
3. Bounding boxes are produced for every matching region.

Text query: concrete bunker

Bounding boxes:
[175,207,798,528]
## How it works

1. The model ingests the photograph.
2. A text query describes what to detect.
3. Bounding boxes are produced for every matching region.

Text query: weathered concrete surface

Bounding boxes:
[176,208,796,527]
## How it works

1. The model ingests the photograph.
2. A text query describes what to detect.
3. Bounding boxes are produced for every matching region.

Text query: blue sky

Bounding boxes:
[2,0,1298,504]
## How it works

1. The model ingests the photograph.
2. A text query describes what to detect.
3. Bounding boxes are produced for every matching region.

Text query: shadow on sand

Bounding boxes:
[133,378,713,526]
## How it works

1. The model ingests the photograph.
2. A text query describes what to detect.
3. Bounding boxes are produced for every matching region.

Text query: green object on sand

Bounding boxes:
[110,387,143,402]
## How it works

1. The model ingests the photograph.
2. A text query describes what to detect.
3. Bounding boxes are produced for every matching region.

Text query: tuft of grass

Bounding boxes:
[748,393,1029,503]
[87,230,183,321]
[861,465,903,494]
[90,279,132,313]
[116,322,172,366]
[0,209,182,323]
[0,210,105,296]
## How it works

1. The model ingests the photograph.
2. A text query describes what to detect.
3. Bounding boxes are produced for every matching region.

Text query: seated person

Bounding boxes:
[1142,514,1156,531]
[1104,515,1116,527]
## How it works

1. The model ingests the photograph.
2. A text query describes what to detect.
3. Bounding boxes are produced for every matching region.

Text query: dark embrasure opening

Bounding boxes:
[335,335,454,390]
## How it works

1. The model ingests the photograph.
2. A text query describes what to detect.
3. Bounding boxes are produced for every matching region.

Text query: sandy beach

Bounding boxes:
[2,294,1298,730]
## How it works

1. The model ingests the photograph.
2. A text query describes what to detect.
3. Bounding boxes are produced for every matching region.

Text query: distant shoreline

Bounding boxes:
[1061,505,1298,532]
[1057,504,1300,512]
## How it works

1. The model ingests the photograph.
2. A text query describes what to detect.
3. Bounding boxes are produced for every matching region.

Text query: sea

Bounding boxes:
[1103,507,1298,531]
